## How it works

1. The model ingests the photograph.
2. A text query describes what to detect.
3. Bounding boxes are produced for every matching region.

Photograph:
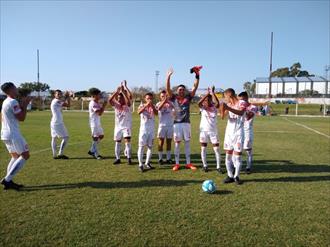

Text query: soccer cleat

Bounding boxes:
[1,179,20,191]
[96,155,103,160]
[172,164,180,171]
[158,159,164,165]
[245,168,251,174]
[127,158,132,165]
[185,164,197,170]
[113,159,121,165]
[202,166,209,172]
[234,177,242,185]
[11,181,24,188]
[223,176,235,184]
[216,168,225,174]
[139,166,144,173]
[57,155,69,159]
[166,159,174,164]
[146,163,155,170]
[88,151,95,157]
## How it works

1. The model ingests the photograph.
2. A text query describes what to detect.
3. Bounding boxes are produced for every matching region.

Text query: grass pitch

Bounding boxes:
[1,111,329,246]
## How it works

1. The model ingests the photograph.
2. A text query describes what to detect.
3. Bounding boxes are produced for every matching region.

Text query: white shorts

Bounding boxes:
[157,126,174,139]
[173,123,191,142]
[243,130,254,150]
[224,131,243,153]
[114,127,131,141]
[51,123,68,138]
[3,135,29,154]
[91,126,104,138]
[139,130,154,147]
[200,131,219,144]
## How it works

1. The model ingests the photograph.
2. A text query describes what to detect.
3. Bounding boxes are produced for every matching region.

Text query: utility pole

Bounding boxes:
[155,70,160,93]
[37,49,40,83]
[268,32,273,98]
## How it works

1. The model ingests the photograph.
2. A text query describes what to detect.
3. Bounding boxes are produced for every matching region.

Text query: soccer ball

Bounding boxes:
[202,180,216,194]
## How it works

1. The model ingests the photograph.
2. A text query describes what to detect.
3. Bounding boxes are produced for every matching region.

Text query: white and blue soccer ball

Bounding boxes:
[202,180,216,194]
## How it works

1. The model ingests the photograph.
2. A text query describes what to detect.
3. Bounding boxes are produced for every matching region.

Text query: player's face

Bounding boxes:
[10,86,18,98]
[160,93,166,101]
[177,87,185,97]
[94,93,101,101]
[145,95,153,104]
[55,91,62,99]
[224,92,231,101]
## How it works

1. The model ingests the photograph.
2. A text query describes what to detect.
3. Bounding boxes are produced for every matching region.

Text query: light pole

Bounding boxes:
[155,70,160,93]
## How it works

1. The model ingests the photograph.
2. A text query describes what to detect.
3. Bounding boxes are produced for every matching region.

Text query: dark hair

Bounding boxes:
[224,88,235,96]
[55,89,62,94]
[238,91,248,97]
[144,92,153,98]
[159,90,166,95]
[177,84,186,90]
[1,82,15,94]
[89,87,101,96]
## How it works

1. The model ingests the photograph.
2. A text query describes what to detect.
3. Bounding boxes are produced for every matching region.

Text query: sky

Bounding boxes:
[0,0,329,92]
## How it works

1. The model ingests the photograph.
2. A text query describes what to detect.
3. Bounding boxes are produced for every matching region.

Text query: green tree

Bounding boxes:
[243,81,256,96]
[271,62,312,77]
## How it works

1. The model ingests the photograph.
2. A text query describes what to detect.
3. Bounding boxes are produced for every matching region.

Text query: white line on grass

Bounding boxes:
[255,130,295,133]
[30,141,89,155]
[284,117,330,139]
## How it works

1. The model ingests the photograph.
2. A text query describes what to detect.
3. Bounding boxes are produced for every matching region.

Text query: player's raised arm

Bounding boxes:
[198,92,210,108]
[157,95,169,110]
[121,87,131,107]
[223,103,246,116]
[122,80,133,100]
[210,86,220,108]
[108,86,121,105]
[15,96,31,121]
[190,66,202,97]
[166,68,174,98]
[137,103,147,115]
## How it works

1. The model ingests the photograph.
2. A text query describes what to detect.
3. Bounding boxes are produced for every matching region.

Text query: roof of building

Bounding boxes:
[255,76,328,83]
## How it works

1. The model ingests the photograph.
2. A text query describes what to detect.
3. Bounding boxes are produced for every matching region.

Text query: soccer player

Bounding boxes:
[50,90,70,159]
[109,82,133,165]
[238,91,258,174]
[137,92,158,172]
[222,88,249,185]
[166,66,201,171]
[198,86,223,173]
[0,82,31,190]
[88,88,107,160]
[156,90,174,165]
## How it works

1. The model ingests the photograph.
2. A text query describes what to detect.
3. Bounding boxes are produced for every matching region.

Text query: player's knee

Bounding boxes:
[200,143,207,147]
[226,150,233,154]
[116,140,122,143]
[22,151,30,160]
[124,137,131,142]
[99,135,104,140]
[213,143,219,147]
[11,153,19,159]
[233,151,242,156]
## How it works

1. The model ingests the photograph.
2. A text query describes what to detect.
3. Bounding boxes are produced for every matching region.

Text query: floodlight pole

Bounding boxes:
[268,32,273,98]
[155,70,160,93]
[37,49,40,83]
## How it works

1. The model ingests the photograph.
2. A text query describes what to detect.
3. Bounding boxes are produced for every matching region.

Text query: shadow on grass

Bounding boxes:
[23,179,202,192]
[213,190,233,195]
[244,175,330,183]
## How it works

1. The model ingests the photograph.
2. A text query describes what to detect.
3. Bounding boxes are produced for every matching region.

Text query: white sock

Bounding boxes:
[145,147,152,165]
[166,150,171,160]
[51,137,57,157]
[225,153,234,178]
[174,142,180,164]
[125,142,131,158]
[7,157,17,174]
[246,150,253,169]
[158,151,163,160]
[184,141,191,164]
[58,136,69,155]
[115,142,121,159]
[5,157,27,182]
[137,146,144,167]
[233,154,242,178]
[201,146,207,167]
[213,146,221,169]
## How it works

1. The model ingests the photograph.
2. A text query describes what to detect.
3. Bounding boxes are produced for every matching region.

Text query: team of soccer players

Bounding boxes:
[0,67,258,190]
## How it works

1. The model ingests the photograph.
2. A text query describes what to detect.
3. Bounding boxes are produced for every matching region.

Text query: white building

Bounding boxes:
[255,76,329,96]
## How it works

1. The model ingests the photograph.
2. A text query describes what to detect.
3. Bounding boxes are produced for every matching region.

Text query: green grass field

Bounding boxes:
[1,111,329,247]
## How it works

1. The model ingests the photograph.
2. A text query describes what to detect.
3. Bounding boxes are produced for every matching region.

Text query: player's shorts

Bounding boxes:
[51,123,69,138]
[91,125,104,138]
[3,135,29,154]
[199,131,219,144]
[243,130,254,150]
[157,125,173,139]
[139,130,154,147]
[114,127,131,141]
[224,131,243,153]
[173,123,191,142]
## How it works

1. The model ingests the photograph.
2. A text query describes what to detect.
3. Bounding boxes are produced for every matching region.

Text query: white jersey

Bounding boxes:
[225,100,249,135]
[1,97,22,140]
[156,101,174,127]
[244,104,258,133]
[138,104,155,132]
[200,104,218,132]
[111,101,132,129]
[50,98,64,125]
[89,100,102,128]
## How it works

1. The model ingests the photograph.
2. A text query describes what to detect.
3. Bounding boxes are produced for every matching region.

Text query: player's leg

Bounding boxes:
[57,124,69,159]
[200,131,208,171]
[137,131,146,172]
[145,133,154,170]
[50,125,57,158]
[124,136,132,165]
[158,137,165,164]
[113,128,122,164]
[210,131,223,174]
[232,135,244,184]
[173,124,182,171]
[183,123,196,170]
[244,132,254,174]
[223,150,235,183]
[165,137,173,164]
